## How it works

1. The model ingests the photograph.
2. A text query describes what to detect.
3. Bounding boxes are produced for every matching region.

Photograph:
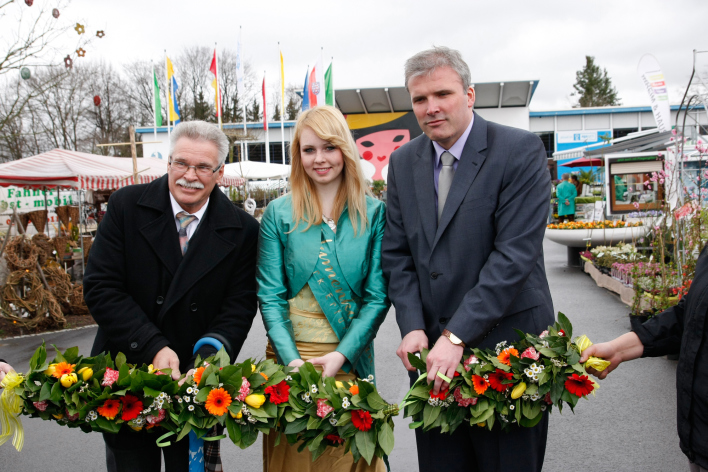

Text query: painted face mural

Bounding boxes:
[356,129,410,181]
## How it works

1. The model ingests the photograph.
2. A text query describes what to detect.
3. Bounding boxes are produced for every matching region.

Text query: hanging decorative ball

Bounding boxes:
[25,0,33,6]
[74,23,85,35]
[96,30,105,38]
[52,8,60,18]
[76,48,86,57]
[20,67,31,80]
[93,95,101,107]
[64,55,73,69]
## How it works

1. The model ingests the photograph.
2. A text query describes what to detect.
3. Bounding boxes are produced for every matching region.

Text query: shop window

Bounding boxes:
[610,172,662,212]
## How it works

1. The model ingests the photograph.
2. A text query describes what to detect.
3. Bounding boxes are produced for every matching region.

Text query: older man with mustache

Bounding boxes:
[84,121,260,472]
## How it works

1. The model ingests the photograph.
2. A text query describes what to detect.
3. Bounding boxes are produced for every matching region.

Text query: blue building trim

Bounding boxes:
[530,104,704,117]
[135,121,297,134]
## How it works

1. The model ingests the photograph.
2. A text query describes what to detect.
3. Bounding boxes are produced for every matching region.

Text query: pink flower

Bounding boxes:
[453,387,477,407]
[236,377,250,402]
[520,347,540,361]
[316,398,334,418]
[66,409,80,421]
[463,355,479,372]
[102,367,120,387]
[539,330,549,338]
[33,400,48,411]
[147,408,166,425]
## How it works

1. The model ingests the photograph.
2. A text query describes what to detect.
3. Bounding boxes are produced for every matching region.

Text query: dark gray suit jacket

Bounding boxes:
[381,113,554,349]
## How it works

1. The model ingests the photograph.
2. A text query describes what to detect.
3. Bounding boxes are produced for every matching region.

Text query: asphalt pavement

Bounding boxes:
[0,239,686,471]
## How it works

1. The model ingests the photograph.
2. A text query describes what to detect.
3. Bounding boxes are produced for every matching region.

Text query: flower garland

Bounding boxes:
[400,313,610,433]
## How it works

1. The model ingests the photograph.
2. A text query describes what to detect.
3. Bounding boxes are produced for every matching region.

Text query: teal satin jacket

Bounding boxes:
[256,194,390,380]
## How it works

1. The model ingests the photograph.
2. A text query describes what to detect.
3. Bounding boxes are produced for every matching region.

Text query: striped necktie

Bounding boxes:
[176,211,197,255]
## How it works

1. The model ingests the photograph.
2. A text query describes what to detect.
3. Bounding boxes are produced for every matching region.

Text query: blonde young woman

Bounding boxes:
[257,106,389,472]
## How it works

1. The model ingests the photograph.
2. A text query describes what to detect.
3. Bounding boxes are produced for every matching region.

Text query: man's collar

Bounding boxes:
[432,113,475,164]
[169,192,209,220]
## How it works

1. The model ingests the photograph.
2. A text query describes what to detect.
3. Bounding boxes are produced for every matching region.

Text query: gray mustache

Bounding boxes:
[176,178,205,189]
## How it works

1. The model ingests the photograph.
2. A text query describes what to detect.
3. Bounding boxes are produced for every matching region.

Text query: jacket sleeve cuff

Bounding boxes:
[266,325,300,366]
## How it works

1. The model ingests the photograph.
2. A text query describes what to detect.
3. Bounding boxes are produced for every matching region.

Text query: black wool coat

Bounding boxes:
[634,244,708,468]
[84,175,259,372]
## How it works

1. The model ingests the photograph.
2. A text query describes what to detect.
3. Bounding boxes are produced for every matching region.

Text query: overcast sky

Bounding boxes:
[59,0,707,110]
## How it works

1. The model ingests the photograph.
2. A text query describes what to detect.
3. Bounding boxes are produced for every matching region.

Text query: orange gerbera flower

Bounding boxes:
[472,375,488,395]
[205,387,232,416]
[97,399,121,420]
[52,362,75,379]
[193,366,206,385]
[349,385,359,395]
[497,348,519,366]
[260,372,268,381]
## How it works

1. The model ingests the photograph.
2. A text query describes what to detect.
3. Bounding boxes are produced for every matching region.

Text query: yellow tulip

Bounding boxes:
[511,382,527,400]
[575,335,593,353]
[585,356,611,372]
[147,364,157,374]
[245,394,266,409]
[78,367,93,381]
[477,422,486,427]
[335,381,344,389]
[60,373,78,388]
[45,364,57,376]
[52,413,64,420]
[229,410,243,419]
[129,424,144,431]
[251,364,257,373]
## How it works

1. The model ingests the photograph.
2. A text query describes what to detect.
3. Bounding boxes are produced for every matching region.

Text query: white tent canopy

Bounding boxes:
[0,149,244,189]
[223,161,291,180]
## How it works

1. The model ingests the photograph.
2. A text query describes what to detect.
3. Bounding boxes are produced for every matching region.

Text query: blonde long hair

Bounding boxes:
[289,106,371,235]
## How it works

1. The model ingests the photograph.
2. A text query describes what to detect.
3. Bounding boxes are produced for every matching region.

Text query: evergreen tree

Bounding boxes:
[285,95,299,120]
[272,103,281,121]
[572,56,621,108]
[247,97,261,122]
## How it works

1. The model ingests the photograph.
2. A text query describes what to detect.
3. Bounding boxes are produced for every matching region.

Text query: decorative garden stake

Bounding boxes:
[96,30,105,38]
[76,48,86,58]
[74,23,85,35]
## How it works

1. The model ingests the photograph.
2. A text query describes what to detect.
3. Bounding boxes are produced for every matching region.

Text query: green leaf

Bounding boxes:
[519,413,544,428]
[307,416,322,430]
[522,400,541,420]
[284,416,308,434]
[240,425,259,448]
[422,404,440,428]
[404,400,424,418]
[49,381,63,402]
[39,381,52,402]
[195,387,211,403]
[366,390,387,411]
[225,415,242,445]
[538,348,557,358]
[378,421,395,455]
[143,386,162,398]
[117,363,131,387]
[215,347,231,367]
[409,420,423,429]
[407,353,427,372]
[551,377,566,404]
[29,344,47,372]
[490,357,511,372]
[95,416,121,433]
[63,346,79,363]
[565,350,580,366]
[177,423,192,442]
[50,344,66,363]
[115,352,126,370]
[355,430,376,465]
[556,312,573,339]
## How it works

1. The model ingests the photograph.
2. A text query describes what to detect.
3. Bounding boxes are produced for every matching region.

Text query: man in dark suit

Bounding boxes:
[84,121,259,472]
[382,47,554,472]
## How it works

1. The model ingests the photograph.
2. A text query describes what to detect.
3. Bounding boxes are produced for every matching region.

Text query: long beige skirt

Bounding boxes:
[263,341,385,472]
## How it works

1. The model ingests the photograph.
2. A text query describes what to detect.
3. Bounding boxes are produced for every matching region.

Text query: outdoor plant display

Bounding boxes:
[401,313,609,433]
[546,220,642,230]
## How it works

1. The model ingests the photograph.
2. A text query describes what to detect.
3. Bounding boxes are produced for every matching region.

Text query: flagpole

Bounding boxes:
[215,41,222,129]
[151,60,158,142]
[279,42,285,164]
[164,50,170,143]
[239,26,248,162]
[264,71,270,164]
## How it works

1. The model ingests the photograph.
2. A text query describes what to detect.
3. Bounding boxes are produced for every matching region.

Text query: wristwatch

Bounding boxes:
[442,329,466,348]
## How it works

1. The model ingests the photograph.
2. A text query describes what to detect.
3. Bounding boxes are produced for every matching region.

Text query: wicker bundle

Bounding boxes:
[4,236,40,271]
[32,234,55,265]
[26,210,48,233]
[0,270,65,330]
[82,236,93,261]
[67,206,80,224]
[69,284,90,316]
[18,213,30,232]
[55,206,71,228]
[43,266,73,312]
[52,236,68,257]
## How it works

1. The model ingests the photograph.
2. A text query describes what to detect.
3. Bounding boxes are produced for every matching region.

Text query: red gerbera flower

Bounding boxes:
[429,388,449,401]
[326,434,344,445]
[487,369,513,392]
[120,394,144,421]
[472,375,488,395]
[351,409,373,432]
[97,399,121,420]
[264,381,290,405]
[565,373,594,397]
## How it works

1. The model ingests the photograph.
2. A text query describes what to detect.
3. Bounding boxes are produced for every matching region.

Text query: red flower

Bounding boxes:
[429,389,449,401]
[565,373,594,397]
[120,394,143,421]
[351,409,373,432]
[326,434,344,445]
[264,381,290,405]
[487,369,513,392]
[544,392,553,405]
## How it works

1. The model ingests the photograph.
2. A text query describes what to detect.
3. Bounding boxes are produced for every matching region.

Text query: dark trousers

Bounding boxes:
[104,430,189,472]
[409,372,548,472]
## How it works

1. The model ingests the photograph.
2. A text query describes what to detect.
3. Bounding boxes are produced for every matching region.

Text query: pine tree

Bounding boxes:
[272,103,281,121]
[572,56,621,108]
[285,95,299,120]
[247,97,261,122]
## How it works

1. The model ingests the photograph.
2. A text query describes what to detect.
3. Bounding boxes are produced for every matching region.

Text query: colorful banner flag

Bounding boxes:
[262,76,267,130]
[280,50,285,113]
[301,67,310,111]
[153,69,162,127]
[307,56,326,108]
[166,56,181,123]
[637,54,671,133]
[209,49,221,118]
[325,62,333,106]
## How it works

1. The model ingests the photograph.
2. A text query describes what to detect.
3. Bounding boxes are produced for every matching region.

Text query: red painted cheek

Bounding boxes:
[377,155,386,161]
[363,151,373,160]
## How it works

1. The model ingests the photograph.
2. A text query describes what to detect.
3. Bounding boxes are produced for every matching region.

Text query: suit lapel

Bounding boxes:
[413,140,437,248]
[138,176,181,277]
[433,113,489,249]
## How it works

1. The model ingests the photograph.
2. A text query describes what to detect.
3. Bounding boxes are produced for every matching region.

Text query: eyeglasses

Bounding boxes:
[169,158,222,177]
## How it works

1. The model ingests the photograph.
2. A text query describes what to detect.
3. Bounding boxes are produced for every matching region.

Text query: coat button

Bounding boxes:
[439,317,448,324]
[430,272,439,280]
[190,303,198,312]
[130,342,138,349]
[156,296,164,305]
